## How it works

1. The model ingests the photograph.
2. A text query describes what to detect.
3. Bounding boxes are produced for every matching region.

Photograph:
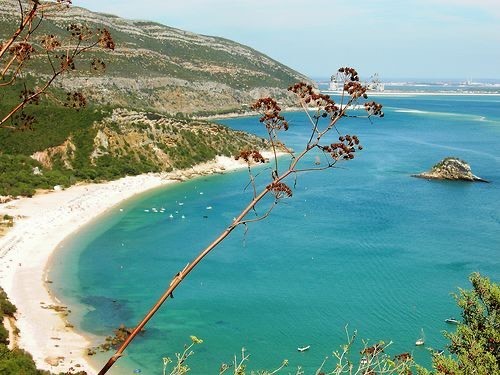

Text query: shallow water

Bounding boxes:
[51,94,500,374]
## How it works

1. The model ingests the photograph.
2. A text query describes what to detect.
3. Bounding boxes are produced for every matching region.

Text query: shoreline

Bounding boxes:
[199,90,500,121]
[0,154,265,374]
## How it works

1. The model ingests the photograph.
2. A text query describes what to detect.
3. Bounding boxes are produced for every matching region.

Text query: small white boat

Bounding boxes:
[415,329,425,346]
[297,345,310,352]
[445,317,460,325]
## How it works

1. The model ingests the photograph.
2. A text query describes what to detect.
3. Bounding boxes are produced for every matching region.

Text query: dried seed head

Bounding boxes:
[65,91,87,110]
[98,28,115,50]
[321,134,362,161]
[90,58,106,73]
[41,34,61,51]
[67,24,93,41]
[364,101,384,117]
[267,181,293,198]
[59,55,76,71]
[236,150,266,164]
[251,97,288,131]
[288,82,339,116]
[9,42,35,62]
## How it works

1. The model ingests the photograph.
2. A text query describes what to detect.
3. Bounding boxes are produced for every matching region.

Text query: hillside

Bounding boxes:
[0,0,309,115]
[0,1,308,198]
[0,97,268,197]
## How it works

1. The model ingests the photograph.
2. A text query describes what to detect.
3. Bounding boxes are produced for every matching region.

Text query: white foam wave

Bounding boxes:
[392,107,493,122]
[394,109,429,114]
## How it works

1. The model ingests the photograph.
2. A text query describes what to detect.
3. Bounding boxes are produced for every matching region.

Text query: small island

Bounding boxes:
[412,157,488,182]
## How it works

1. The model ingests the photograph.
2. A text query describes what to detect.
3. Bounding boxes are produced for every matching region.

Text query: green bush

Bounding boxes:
[0,344,48,375]
[0,324,9,345]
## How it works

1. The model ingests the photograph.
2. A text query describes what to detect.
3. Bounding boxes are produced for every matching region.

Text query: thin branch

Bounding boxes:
[240,200,278,225]
[0,2,38,59]
[98,73,384,374]
[0,70,60,126]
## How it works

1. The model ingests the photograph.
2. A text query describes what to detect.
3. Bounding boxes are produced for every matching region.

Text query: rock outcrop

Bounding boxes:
[31,139,76,170]
[412,157,488,182]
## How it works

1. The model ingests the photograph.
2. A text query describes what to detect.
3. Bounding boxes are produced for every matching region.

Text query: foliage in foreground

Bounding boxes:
[0,287,45,374]
[420,273,499,375]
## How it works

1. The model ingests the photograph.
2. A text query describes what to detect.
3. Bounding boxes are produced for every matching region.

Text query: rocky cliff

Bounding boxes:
[0,0,310,115]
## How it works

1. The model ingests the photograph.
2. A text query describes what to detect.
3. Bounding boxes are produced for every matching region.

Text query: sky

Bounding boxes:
[73,0,500,81]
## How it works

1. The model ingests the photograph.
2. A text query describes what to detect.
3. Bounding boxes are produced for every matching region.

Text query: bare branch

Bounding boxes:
[0,2,38,59]
[97,70,384,374]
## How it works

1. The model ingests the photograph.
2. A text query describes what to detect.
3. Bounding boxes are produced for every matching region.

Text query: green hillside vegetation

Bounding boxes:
[0,287,43,375]
[0,94,266,196]
[0,288,87,375]
[0,79,268,197]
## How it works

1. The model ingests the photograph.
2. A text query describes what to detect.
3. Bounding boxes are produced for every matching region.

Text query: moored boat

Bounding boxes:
[415,329,425,346]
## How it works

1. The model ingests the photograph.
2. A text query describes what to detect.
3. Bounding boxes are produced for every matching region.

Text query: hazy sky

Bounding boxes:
[73,0,500,80]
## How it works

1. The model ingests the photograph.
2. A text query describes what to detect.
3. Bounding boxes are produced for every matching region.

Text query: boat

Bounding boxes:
[367,73,385,92]
[445,317,460,324]
[324,72,385,94]
[328,75,341,92]
[415,329,425,346]
[297,345,310,352]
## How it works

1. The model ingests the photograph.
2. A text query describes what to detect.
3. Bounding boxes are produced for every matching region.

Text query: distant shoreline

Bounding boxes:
[0,154,277,373]
[321,90,500,97]
[200,91,500,121]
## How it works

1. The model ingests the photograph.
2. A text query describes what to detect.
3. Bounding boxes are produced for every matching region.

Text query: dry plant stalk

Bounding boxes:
[315,327,415,375]
[98,67,384,374]
[0,0,115,129]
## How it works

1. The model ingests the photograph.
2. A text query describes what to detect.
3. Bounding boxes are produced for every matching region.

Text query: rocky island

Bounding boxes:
[412,157,488,182]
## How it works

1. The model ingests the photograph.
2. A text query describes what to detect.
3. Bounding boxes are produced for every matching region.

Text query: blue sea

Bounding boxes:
[50,93,500,374]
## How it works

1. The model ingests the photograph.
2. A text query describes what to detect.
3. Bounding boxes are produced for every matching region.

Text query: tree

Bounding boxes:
[424,273,499,375]
[0,0,114,129]
[98,67,384,374]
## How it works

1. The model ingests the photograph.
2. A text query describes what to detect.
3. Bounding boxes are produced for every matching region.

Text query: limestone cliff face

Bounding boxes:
[0,0,310,115]
[31,139,76,169]
[29,109,268,172]
[413,157,488,182]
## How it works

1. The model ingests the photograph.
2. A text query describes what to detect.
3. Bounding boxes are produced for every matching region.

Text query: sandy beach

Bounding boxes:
[0,154,262,374]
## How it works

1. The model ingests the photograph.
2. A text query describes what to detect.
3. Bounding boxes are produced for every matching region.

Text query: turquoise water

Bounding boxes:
[50,94,500,374]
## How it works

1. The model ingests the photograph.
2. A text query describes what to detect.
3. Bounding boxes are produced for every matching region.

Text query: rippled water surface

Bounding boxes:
[51,94,500,374]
